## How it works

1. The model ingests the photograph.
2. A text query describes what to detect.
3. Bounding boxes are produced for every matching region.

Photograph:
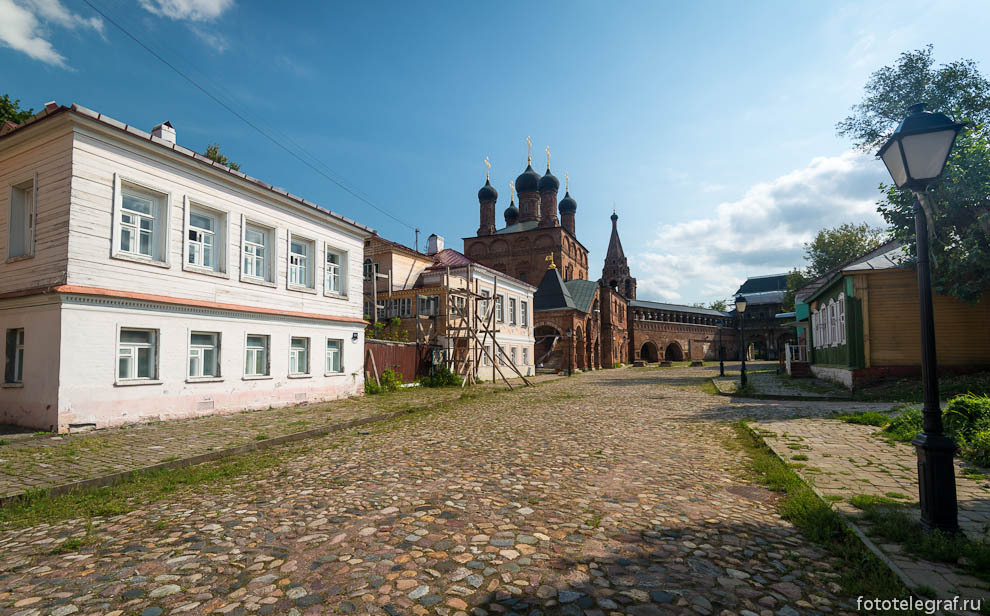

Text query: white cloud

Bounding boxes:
[632,151,888,305]
[139,0,234,21]
[0,0,102,68]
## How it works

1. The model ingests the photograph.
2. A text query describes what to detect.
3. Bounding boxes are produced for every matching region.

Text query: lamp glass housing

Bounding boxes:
[735,295,747,313]
[876,103,966,190]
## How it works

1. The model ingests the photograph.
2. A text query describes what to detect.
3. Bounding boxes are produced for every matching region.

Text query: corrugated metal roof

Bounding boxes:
[734,273,789,295]
[564,279,598,313]
[629,299,729,317]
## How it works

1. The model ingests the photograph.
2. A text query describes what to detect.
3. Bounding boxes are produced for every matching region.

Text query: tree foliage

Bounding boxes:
[782,269,812,313]
[708,298,728,312]
[839,45,990,303]
[0,94,34,125]
[203,143,241,171]
[804,223,886,279]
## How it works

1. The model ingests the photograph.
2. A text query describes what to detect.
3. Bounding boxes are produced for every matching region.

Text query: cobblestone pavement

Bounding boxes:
[755,418,990,600]
[710,367,848,400]
[0,367,897,616]
[0,375,560,500]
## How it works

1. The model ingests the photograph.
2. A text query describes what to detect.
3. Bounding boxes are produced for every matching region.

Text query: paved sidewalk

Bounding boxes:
[712,369,849,400]
[755,417,990,600]
[0,374,560,500]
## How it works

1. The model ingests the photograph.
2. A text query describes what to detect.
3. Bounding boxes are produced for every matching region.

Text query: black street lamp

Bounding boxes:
[877,102,966,533]
[566,328,574,377]
[735,295,748,388]
[718,320,725,377]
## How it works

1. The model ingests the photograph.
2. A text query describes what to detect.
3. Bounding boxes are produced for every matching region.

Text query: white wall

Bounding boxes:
[56,298,365,431]
[0,297,61,430]
[67,124,366,320]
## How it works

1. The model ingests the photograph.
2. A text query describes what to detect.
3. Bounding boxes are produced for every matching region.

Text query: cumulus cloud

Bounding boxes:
[0,0,102,67]
[139,0,233,21]
[632,151,888,304]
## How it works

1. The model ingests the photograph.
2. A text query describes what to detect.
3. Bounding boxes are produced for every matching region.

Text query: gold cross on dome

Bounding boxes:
[526,136,532,163]
[565,172,569,191]
[484,156,490,180]
[545,253,556,270]
[545,146,551,168]
[509,181,515,201]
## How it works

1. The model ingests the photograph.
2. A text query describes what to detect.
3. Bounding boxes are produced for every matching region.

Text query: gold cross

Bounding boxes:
[484,156,490,180]
[565,172,569,192]
[545,145,551,169]
[509,181,515,201]
[545,253,556,270]
[526,136,532,163]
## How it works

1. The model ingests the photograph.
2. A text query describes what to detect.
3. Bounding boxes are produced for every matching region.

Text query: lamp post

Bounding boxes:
[877,102,966,533]
[566,328,574,377]
[735,295,748,388]
[718,320,725,377]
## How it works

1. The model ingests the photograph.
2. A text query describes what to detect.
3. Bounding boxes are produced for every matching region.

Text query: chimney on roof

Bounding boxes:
[44,101,58,112]
[152,121,176,144]
[426,233,444,256]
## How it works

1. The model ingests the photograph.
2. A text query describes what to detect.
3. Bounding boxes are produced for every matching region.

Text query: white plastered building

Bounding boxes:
[0,103,372,432]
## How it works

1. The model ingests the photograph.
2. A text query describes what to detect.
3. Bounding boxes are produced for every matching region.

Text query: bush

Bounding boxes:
[365,368,403,394]
[944,393,990,440]
[419,366,462,388]
[961,430,990,467]
[882,406,923,442]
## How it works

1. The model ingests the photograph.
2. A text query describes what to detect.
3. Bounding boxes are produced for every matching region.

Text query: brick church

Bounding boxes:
[463,148,728,371]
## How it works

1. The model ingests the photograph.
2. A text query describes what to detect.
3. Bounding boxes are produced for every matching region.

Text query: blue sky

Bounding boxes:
[4,0,990,304]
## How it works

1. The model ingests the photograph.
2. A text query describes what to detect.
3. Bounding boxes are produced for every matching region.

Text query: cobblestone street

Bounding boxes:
[0,367,895,616]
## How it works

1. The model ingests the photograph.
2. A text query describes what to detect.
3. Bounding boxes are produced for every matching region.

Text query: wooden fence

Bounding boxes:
[365,340,431,383]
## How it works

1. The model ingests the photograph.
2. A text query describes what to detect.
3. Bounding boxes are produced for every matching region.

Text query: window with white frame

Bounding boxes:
[509,298,517,325]
[289,235,315,289]
[521,300,528,328]
[483,345,491,365]
[418,294,440,316]
[497,346,506,365]
[363,258,375,281]
[325,246,345,295]
[4,328,25,384]
[495,295,504,323]
[326,338,343,373]
[480,289,491,320]
[398,297,412,317]
[510,346,518,365]
[186,205,225,272]
[117,182,167,262]
[290,337,310,375]
[118,328,158,381]
[8,178,35,259]
[838,295,846,345]
[242,222,274,282]
[188,332,220,378]
[522,347,529,366]
[245,334,270,377]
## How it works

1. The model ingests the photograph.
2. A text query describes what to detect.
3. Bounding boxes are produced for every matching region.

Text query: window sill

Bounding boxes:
[5,253,34,264]
[115,379,163,387]
[324,371,345,377]
[241,276,277,288]
[1,382,24,388]
[287,373,312,379]
[288,284,318,295]
[186,377,224,383]
[183,263,229,279]
[242,375,272,381]
[111,253,171,269]
[323,292,349,301]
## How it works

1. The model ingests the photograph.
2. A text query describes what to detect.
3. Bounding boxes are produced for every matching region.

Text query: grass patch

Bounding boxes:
[0,450,284,529]
[254,434,269,441]
[836,411,891,427]
[854,371,990,403]
[700,380,719,396]
[857,500,990,581]
[729,422,908,599]
[791,454,809,461]
[849,494,902,509]
[885,491,909,500]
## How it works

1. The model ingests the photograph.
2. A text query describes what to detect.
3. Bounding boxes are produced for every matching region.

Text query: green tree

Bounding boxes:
[838,45,990,303]
[782,269,812,312]
[203,143,241,171]
[804,223,886,279]
[707,298,728,312]
[0,94,34,125]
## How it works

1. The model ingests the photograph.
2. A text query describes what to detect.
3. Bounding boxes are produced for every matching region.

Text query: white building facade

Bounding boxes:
[0,104,372,432]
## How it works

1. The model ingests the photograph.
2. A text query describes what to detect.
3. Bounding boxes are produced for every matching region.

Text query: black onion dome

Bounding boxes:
[514,164,541,193]
[559,191,577,214]
[610,211,618,222]
[504,201,519,225]
[539,167,559,192]
[478,179,498,202]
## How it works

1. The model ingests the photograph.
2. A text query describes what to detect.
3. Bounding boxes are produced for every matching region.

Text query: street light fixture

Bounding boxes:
[877,102,966,534]
[735,295,748,388]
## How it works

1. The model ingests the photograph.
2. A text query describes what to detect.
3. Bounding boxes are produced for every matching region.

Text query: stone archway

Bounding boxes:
[534,325,563,370]
[665,341,684,362]
[640,341,659,363]
[575,326,586,370]
[585,323,594,370]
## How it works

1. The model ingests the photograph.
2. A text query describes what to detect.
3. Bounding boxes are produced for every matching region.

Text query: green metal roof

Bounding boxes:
[564,279,598,313]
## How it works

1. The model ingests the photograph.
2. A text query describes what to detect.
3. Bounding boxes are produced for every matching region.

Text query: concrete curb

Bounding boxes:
[710,377,852,402]
[742,423,922,599]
